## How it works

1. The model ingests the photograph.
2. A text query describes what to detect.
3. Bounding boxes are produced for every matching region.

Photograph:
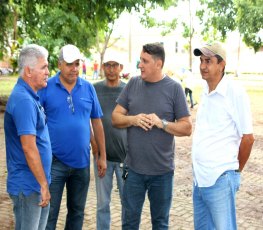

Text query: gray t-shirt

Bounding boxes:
[117,76,190,175]
[94,80,127,162]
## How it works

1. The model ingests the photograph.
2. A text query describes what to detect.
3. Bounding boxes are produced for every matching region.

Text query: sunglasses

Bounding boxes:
[67,95,75,114]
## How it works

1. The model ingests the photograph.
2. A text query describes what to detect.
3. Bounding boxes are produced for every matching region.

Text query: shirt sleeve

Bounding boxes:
[234,89,253,135]
[13,99,38,136]
[90,84,103,119]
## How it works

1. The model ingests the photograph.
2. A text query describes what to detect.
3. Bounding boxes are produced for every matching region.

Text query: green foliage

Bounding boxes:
[139,0,177,30]
[0,0,9,58]
[197,0,263,51]
[0,0,172,72]
[236,0,263,51]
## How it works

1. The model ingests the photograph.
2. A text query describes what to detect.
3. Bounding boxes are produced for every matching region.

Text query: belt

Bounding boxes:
[235,169,240,173]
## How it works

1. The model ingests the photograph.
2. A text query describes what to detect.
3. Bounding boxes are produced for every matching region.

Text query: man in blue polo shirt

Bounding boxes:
[4,44,52,230]
[38,44,107,230]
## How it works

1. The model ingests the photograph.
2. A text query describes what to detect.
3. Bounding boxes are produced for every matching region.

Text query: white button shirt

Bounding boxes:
[192,76,253,187]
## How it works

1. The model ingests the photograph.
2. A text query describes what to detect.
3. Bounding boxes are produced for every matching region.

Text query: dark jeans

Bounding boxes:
[122,169,174,230]
[185,87,194,108]
[46,157,90,230]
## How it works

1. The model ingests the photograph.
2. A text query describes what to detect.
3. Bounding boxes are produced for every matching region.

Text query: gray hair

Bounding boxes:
[18,44,49,76]
[58,47,64,63]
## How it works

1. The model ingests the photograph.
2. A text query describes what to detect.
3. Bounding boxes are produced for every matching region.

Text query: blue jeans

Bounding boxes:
[122,169,174,230]
[10,192,50,230]
[46,157,90,230]
[94,159,124,230]
[193,170,241,230]
[93,70,98,80]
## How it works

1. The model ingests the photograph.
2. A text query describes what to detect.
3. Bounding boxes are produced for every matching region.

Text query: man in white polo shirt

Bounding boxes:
[192,42,254,230]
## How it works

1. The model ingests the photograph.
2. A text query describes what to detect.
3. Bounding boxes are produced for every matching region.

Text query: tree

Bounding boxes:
[140,0,197,70]
[236,0,263,51]
[0,0,173,72]
[94,23,122,77]
[181,0,195,70]
[197,0,263,52]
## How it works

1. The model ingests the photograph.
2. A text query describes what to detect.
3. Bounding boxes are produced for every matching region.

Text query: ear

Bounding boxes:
[219,60,226,72]
[24,66,32,78]
[58,61,62,70]
[120,64,124,71]
[156,59,163,69]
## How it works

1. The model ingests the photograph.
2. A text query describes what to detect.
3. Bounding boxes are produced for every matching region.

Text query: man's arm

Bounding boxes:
[112,104,133,128]
[112,104,153,130]
[90,121,99,161]
[20,135,50,207]
[112,104,192,136]
[150,114,192,137]
[91,118,107,177]
[238,134,254,172]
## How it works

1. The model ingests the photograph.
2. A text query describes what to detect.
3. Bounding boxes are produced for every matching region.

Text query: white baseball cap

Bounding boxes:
[103,52,123,65]
[62,44,82,63]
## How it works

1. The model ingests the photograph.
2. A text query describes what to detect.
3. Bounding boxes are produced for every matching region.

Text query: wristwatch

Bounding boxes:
[161,119,168,130]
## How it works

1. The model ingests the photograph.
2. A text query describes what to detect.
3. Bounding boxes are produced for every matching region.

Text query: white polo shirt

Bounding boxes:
[192,76,253,187]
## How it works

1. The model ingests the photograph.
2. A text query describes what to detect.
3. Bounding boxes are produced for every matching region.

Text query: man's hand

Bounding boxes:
[133,113,154,131]
[96,157,107,178]
[39,183,51,207]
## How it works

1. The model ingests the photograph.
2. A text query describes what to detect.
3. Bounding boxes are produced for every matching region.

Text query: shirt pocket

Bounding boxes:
[78,97,93,114]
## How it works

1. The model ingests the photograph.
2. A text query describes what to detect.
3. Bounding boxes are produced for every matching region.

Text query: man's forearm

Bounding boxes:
[21,136,49,188]
[92,119,106,160]
[112,113,134,128]
[238,134,254,171]
[165,117,192,137]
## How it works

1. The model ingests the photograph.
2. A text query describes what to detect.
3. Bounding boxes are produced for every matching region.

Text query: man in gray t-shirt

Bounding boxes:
[91,53,127,230]
[112,43,192,230]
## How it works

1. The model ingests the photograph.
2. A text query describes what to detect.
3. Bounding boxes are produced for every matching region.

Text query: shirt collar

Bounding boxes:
[204,75,228,97]
[17,77,39,100]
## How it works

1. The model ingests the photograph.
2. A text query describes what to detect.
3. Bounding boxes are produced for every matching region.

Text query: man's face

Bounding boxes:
[199,55,225,82]
[103,61,123,81]
[138,51,160,82]
[30,57,49,91]
[58,59,80,84]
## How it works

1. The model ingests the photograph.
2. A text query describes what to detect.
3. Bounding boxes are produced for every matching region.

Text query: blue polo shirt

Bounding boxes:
[4,78,52,196]
[38,72,103,168]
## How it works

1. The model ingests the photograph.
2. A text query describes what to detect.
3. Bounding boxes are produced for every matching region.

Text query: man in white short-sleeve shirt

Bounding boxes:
[192,41,254,230]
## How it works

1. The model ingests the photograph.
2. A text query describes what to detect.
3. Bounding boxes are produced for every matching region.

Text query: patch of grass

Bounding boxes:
[0,75,18,97]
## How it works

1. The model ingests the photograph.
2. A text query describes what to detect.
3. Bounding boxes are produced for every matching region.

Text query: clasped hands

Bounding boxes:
[134,113,162,131]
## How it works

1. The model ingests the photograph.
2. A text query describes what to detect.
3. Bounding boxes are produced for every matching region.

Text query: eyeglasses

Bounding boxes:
[67,95,75,114]
[104,63,120,69]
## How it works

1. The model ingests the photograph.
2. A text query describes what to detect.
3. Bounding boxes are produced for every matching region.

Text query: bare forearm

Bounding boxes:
[95,134,106,160]
[164,119,192,136]
[238,134,254,171]
[112,113,134,128]
[90,127,99,159]
[21,136,48,188]
[152,114,192,137]
[92,119,106,160]
[24,148,49,188]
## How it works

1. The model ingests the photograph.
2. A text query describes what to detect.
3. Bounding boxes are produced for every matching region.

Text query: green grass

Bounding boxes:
[192,76,263,104]
[0,75,18,97]
[0,75,262,105]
